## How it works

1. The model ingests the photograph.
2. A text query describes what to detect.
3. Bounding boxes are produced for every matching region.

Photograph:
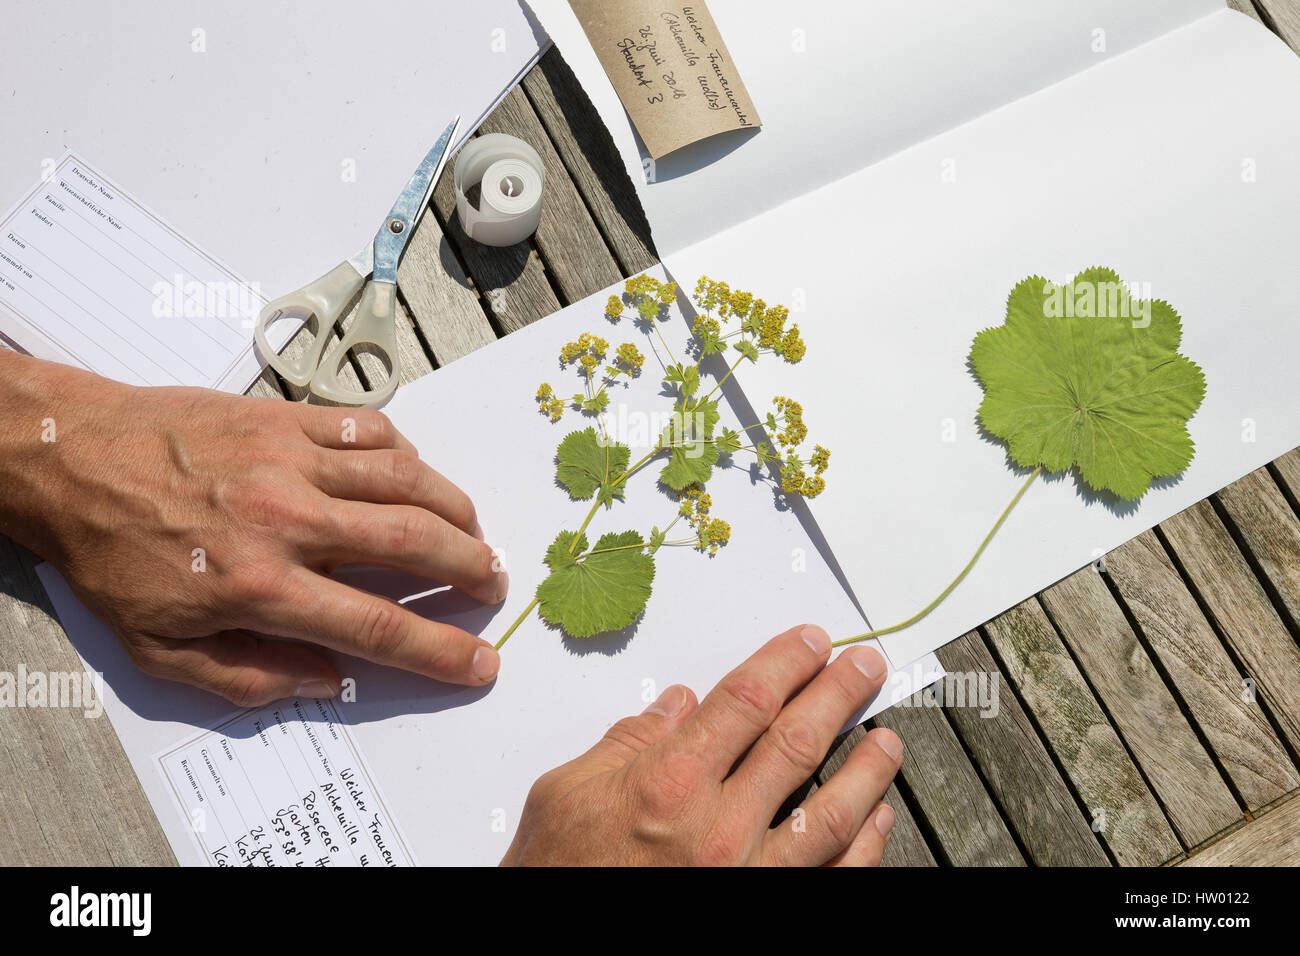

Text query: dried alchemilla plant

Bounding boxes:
[494,273,829,648]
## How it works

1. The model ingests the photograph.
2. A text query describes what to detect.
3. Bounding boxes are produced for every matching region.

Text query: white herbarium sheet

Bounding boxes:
[39,266,942,865]
[533,0,1300,668]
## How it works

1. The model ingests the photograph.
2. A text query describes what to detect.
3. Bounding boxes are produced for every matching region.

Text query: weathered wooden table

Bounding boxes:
[4,0,1300,866]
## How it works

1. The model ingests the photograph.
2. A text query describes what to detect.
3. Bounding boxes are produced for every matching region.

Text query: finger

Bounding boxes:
[666,624,832,781]
[253,569,500,686]
[311,500,504,605]
[294,405,416,453]
[727,644,887,817]
[761,727,902,866]
[580,685,699,775]
[310,448,478,535]
[126,630,341,708]
[828,803,895,867]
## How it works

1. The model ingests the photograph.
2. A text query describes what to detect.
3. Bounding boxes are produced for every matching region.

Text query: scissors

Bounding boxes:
[253,116,461,406]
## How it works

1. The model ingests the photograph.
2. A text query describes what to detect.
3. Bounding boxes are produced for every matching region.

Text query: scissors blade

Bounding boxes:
[371,116,461,282]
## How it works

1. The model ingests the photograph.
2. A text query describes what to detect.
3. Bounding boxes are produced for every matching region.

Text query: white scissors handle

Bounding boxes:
[253,260,367,388]
[309,280,400,406]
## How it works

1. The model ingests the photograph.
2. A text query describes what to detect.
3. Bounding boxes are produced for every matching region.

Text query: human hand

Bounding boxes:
[502,624,901,865]
[0,354,506,706]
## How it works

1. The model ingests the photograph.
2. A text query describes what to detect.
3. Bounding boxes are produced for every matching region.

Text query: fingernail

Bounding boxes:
[874,728,903,763]
[295,680,337,699]
[801,624,830,655]
[644,684,686,717]
[851,646,886,680]
[874,803,896,838]
[495,569,510,604]
[473,645,500,682]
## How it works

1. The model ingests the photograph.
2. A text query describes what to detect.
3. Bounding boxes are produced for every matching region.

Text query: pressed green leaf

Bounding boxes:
[716,426,742,455]
[537,530,655,637]
[544,530,586,571]
[555,427,631,502]
[666,363,700,398]
[582,391,611,413]
[970,267,1206,500]
[673,397,719,439]
[734,339,759,363]
[647,526,667,555]
[660,440,719,490]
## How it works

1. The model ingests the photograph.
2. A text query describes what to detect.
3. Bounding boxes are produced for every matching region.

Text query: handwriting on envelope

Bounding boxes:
[569,0,761,159]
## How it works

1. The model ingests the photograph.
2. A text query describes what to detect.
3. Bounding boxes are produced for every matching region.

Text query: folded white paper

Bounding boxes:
[533,2,1300,667]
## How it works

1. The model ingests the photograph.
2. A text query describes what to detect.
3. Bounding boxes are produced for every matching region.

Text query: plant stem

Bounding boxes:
[703,351,747,401]
[494,597,539,651]
[831,466,1042,647]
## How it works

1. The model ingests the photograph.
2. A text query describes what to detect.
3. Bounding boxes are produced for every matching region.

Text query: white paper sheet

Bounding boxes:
[533,3,1300,667]
[531,0,1222,256]
[0,151,275,390]
[0,0,547,307]
[39,268,942,866]
[156,696,415,866]
[666,11,1300,666]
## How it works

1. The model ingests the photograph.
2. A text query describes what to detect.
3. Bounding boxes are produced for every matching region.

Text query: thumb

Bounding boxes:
[128,630,341,707]
[580,684,698,774]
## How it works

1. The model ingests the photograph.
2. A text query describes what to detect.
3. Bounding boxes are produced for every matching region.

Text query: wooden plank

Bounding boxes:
[522,48,659,273]
[1183,793,1300,865]
[818,726,937,867]
[1158,500,1300,753]
[478,85,624,303]
[936,632,1111,865]
[983,602,1183,865]
[1254,0,1300,53]
[1037,568,1242,846]
[1213,467,1300,633]
[1104,530,1299,808]
[1268,446,1300,507]
[1226,0,1265,23]
[868,697,1025,866]
[397,204,499,365]
[0,538,173,866]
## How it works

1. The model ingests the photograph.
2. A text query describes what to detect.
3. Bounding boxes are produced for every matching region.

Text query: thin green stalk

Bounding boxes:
[703,351,747,401]
[832,466,1042,647]
[495,597,539,650]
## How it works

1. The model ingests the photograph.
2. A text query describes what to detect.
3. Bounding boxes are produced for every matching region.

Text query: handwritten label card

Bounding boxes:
[569,0,761,159]
[156,697,414,867]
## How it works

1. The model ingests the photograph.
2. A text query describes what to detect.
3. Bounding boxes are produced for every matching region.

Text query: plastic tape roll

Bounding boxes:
[453,133,545,247]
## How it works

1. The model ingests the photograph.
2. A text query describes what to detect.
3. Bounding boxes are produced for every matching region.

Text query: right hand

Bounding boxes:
[502,625,902,866]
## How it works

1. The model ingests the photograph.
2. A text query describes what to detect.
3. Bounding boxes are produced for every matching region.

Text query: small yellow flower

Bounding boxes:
[810,444,830,474]
[615,342,644,372]
[606,295,624,318]
[778,325,806,362]
[759,304,789,348]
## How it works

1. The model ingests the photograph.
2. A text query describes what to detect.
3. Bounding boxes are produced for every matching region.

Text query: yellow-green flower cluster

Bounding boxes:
[605,294,624,319]
[677,484,730,554]
[692,315,721,339]
[626,274,661,298]
[535,382,565,421]
[769,400,830,498]
[560,332,609,379]
[612,341,645,375]
[772,396,808,447]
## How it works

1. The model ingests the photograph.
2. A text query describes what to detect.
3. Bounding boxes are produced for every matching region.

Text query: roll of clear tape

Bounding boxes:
[453,133,545,246]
